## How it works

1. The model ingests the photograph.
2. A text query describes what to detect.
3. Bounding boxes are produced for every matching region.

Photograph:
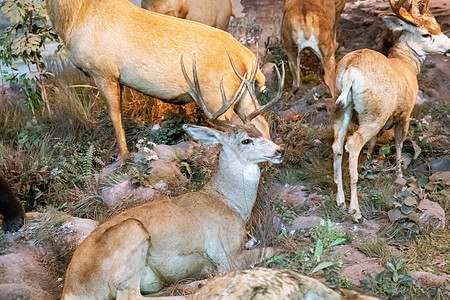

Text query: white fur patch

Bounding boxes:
[296,31,321,59]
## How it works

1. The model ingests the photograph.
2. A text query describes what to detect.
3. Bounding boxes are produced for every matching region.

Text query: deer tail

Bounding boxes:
[335,80,354,111]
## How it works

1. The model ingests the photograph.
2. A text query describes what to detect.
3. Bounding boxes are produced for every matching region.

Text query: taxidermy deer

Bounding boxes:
[191,268,380,300]
[281,0,346,97]
[141,0,245,30]
[62,69,284,299]
[332,0,450,222]
[45,0,277,159]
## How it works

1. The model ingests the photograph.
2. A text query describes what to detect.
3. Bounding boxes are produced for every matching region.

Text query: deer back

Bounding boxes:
[142,0,233,30]
[46,0,264,112]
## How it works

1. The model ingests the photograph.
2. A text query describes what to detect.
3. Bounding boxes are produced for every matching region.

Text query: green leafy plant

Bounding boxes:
[268,220,349,275]
[0,0,59,113]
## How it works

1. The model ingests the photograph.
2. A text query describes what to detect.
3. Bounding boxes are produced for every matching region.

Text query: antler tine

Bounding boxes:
[228,52,260,107]
[180,53,246,121]
[245,61,285,123]
[389,0,418,25]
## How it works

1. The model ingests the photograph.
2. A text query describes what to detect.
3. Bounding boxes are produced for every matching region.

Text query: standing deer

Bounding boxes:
[45,0,276,159]
[281,0,346,97]
[141,0,245,30]
[62,68,284,299]
[332,0,450,221]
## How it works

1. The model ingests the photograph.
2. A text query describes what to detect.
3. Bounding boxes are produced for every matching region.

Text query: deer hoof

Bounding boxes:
[348,208,362,223]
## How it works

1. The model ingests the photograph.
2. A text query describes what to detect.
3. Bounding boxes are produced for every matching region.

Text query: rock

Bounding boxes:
[0,248,59,299]
[415,199,446,230]
[410,271,450,289]
[286,216,323,233]
[145,159,189,187]
[271,184,310,211]
[333,245,368,263]
[62,217,98,245]
[260,62,276,85]
[429,171,450,186]
[340,258,385,286]
[352,219,384,238]
[388,207,408,222]
[154,141,200,161]
[101,180,157,209]
[429,156,450,172]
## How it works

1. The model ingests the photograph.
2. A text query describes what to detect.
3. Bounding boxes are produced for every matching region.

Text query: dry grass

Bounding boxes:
[406,230,450,274]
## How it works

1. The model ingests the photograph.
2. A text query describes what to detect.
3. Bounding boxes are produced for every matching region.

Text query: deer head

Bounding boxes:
[184,124,283,164]
[385,0,450,57]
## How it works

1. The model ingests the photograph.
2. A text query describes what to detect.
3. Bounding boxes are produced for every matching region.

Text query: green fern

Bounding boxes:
[82,144,94,175]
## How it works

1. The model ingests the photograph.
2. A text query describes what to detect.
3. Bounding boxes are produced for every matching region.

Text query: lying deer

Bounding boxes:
[281,0,346,97]
[191,268,380,300]
[141,0,244,30]
[332,0,450,221]
[62,66,283,299]
[45,0,277,159]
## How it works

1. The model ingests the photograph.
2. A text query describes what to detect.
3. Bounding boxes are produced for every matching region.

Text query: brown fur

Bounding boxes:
[141,0,237,30]
[62,125,283,299]
[45,0,269,158]
[190,268,379,300]
[281,0,346,97]
[332,5,450,221]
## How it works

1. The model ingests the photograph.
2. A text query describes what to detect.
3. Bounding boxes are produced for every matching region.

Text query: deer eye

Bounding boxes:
[421,33,431,38]
[241,139,253,145]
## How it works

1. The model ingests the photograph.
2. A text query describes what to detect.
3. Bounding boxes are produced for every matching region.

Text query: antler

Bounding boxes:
[180,54,246,121]
[228,54,285,122]
[389,0,418,25]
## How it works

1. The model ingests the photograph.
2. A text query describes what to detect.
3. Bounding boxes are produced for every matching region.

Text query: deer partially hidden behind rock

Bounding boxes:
[45,0,277,159]
[332,0,450,222]
[141,0,244,30]
[62,63,284,299]
[281,0,346,97]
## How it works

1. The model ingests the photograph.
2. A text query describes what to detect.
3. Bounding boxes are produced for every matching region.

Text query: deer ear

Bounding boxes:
[383,15,415,32]
[183,124,223,145]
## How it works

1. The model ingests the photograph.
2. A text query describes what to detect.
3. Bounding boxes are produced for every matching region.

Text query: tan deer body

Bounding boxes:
[141,0,244,30]
[191,268,380,300]
[281,0,346,96]
[332,0,450,221]
[46,0,269,158]
[62,124,283,299]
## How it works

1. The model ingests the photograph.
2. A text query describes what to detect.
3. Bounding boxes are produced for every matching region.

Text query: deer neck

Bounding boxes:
[45,0,84,42]
[205,146,260,223]
[388,41,425,75]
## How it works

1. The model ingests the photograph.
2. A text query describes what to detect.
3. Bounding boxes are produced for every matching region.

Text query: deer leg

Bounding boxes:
[394,119,409,178]
[333,107,352,208]
[320,35,337,99]
[285,43,300,90]
[95,77,129,158]
[345,125,377,222]
[323,55,337,99]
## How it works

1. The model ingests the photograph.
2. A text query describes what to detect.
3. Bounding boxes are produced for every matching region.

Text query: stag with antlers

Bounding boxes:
[45,0,282,159]
[62,61,283,299]
[332,0,450,222]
